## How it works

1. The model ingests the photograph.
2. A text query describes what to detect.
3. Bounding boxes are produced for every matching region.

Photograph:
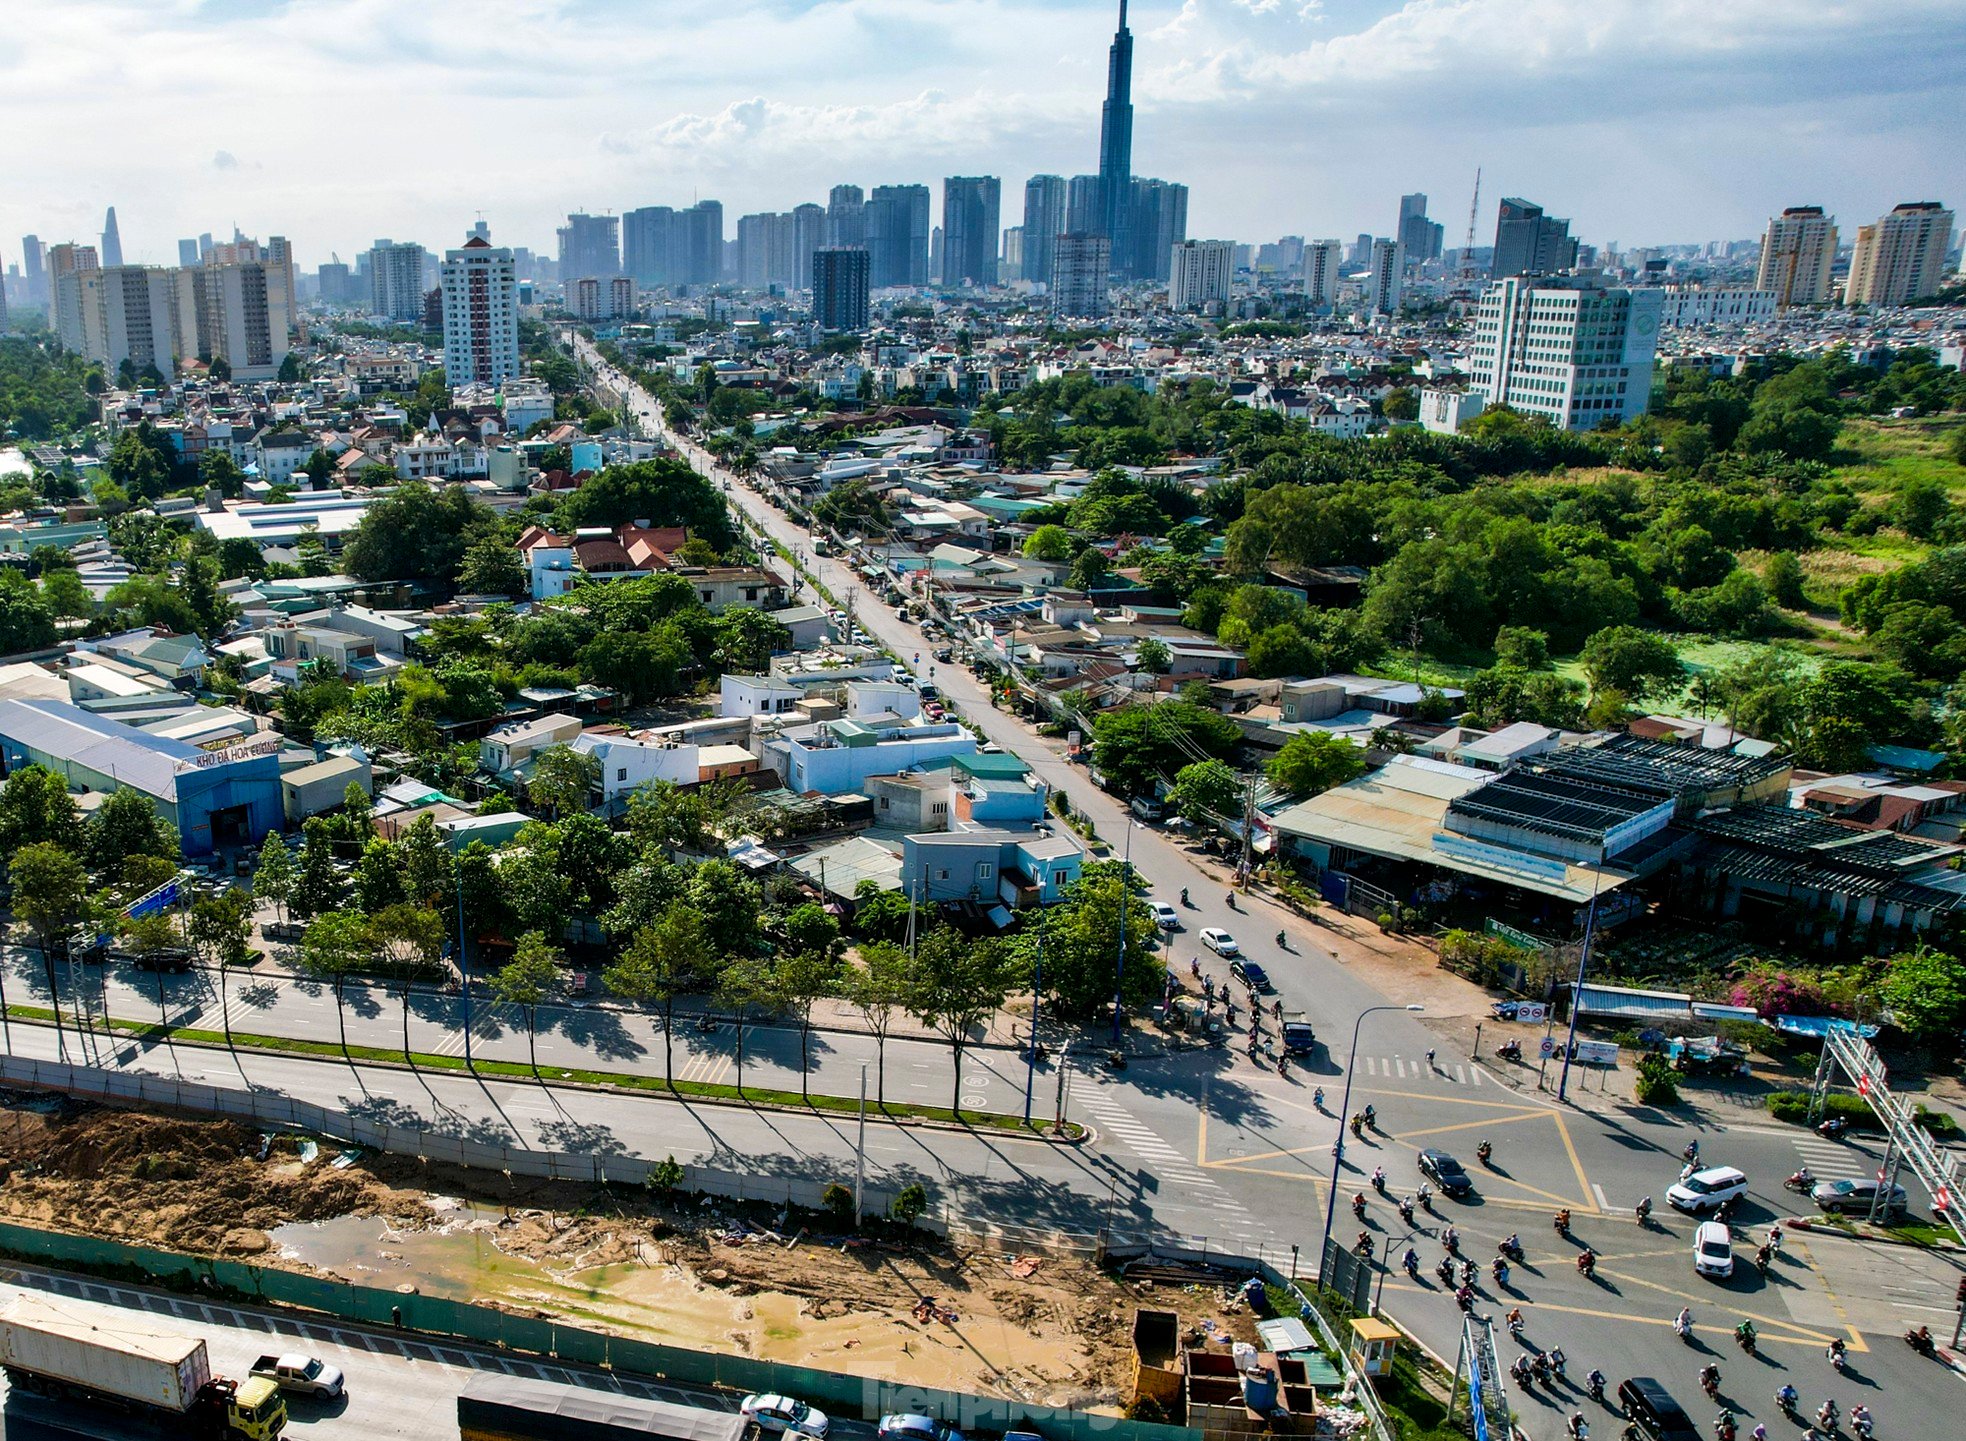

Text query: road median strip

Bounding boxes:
[0,1008,1086,1142]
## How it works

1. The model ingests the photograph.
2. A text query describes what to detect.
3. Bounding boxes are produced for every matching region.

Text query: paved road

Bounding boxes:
[0,1264,826,1440]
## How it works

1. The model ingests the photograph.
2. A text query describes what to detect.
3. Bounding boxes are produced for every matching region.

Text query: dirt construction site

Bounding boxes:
[0,1092,1261,1406]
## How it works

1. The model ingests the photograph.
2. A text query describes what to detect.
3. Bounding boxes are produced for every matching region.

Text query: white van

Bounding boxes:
[1693,1221,1734,1278]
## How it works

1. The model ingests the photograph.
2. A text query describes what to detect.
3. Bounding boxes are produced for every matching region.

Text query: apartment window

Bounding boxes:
[935,868,951,881]
[880,797,890,810]
[976,862,995,879]
[617,768,628,782]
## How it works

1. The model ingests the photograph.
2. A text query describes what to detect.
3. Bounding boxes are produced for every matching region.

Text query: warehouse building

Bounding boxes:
[0,697,283,855]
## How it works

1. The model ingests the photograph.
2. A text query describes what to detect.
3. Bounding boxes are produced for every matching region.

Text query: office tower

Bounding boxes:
[1367,239,1404,315]
[317,262,352,305]
[1051,233,1111,317]
[1022,175,1068,294]
[812,247,871,332]
[198,233,214,259]
[864,185,930,288]
[1066,174,1104,236]
[557,213,621,282]
[1126,178,1187,281]
[1846,201,1955,307]
[0,275,7,334]
[100,207,124,268]
[193,260,290,379]
[623,206,682,287]
[20,236,45,307]
[1097,2,1135,265]
[1396,194,1443,266]
[367,242,425,321]
[1001,228,1025,283]
[941,176,1001,287]
[440,234,520,385]
[1168,240,1234,311]
[1466,275,1660,432]
[1491,197,1578,279]
[827,186,865,249]
[1304,239,1343,310]
[792,204,827,289]
[178,238,201,268]
[736,213,777,288]
[684,201,724,285]
[1754,207,1838,308]
[1350,233,1373,266]
[929,227,943,284]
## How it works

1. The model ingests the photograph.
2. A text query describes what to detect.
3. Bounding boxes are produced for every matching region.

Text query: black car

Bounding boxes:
[1228,959,1272,993]
[1417,1148,1473,1198]
[1618,1377,1700,1441]
[1281,1020,1317,1054]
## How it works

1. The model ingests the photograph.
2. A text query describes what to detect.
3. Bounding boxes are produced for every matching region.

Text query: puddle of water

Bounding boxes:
[267,1206,1082,1396]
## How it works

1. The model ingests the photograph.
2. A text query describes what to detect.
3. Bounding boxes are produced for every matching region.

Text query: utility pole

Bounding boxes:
[1237,768,1258,888]
[854,1064,867,1218]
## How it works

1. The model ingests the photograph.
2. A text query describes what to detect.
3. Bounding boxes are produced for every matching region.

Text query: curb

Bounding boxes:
[1781,1216,1963,1253]
[1,1016,1091,1147]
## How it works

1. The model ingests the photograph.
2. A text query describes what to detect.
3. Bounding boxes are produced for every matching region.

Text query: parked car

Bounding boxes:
[1200,928,1240,957]
[1417,1149,1474,1199]
[1667,1165,1749,1215]
[1811,1178,1909,1218]
[1130,796,1165,822]
[1617,1377,1701,1441]
[1228,959,1270,992]
[742,1395,829,1439]
[1692,1220,1734,1278]
[879,1416,963,1441]
[1151,903,1181,931]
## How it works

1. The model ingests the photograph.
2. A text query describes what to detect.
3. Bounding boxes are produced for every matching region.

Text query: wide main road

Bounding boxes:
[573,338,1966,1441]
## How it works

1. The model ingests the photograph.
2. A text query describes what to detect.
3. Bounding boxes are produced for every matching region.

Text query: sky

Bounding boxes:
[2,0,1962,271]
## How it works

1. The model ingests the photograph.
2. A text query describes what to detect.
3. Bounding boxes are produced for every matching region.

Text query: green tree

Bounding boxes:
[199,449,246,498]
[555,459,737,550]
[848,879,922,944]
[39,567,93,619]
[1763,551,1808,609]
[1135,636,1172,675]
[1167,759,1242,824]
[491,931,564,1077]
[298,910,369,1059]
[1579,625,1685,703]
[1267,731,1367,799]
[1493,626,1552,670]
[86,787,179,872]
[353,836,407,913]
[398,813,456,909]
[339,481,502,588]
[607,903,711,1086]
[1067,546,1111,592]
[775,947,844,1100]
[188,888,254,968]
[716,953,782,1095]
[687,859,763,957]
[456,533,528,597]
[252,832,297,925]
[1880,946,1966,1052]
[844,940,914,1106]
[0,765,83,855]
[293,819,344,918]
[8,841,90,1056]
[908,928,1016,1113]
[0,570,58,653]
[714,608,791,673]
[1893,478,1950,541]
[1023,524,1075,562]
[1090,700,1241,798]
[1037,865,1163,1020]
[527,744,600,818]
[1381,387,1419,422]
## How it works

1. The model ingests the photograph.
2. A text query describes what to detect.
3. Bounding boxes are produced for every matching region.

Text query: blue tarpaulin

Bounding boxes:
[1772,1015,1881,1040]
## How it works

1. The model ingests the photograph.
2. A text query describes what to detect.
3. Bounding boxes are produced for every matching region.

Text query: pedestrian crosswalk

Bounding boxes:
[1790,1132,1875,1182]
[1073,1084,1271,1249]
[1358,1054,1483,1085]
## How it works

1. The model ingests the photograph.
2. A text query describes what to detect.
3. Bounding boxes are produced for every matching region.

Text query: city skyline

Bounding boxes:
[1,0,1961,270]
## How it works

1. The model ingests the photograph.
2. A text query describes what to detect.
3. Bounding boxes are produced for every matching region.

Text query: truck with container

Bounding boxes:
[0,1295,286,1438]
[458,1373,755,1441]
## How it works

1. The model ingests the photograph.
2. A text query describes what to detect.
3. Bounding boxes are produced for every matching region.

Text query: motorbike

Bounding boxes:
[1496,1039,1523,1061]
[1225,892,1236,910]
[1312,1087,1325,1110]
[1506,1309,1526,1338]
[1180,889,1191,907]
[1907,1325,1937,1356]
[1460,1258,1478,1286]
[1576,1250,1596,1277]
[1492,1259,1510,1286]
[1784,1168,1816,1193]
[1403,1250,1420,1279]
[1816,1403,1839,1433]
[1350,1115,1365,1138]
[1586,1372,1607,1404]
[1774,1387,1799,1419]
[1276,930,1288,949]
[1851,1406,1874,1439]
[1554,1208,1572,1235]
[1353,1194,1367,1219]
[1636,1198,1653,1226]
[1397,1199,1416,1225]
[1735,1323,1757,1355]
[1498,1236,1525,1262]
[1362,1105,1377,1129]
[1715,1413,1736,1441]
[1476,1141,1493,1165]
[1818,1117,1851,1139]
[1566,1416,1589,1441]
[1675,1310,1694,1342]
[1442,1227,1461,1254]
[1371,1168,1387,1194]
[1435,1260,1455,1287]
[1684,1141,1701,1163]
[1699,1367,1721,1401]
[1455,1285,1474,1312]
[1828,1340,1848,1372]
[1276,1054,1289,1078]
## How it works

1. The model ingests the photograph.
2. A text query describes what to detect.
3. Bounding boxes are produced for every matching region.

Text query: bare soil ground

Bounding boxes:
[0,1092,1261,1403]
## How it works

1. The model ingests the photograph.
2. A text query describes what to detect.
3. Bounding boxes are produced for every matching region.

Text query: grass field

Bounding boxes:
[1829,416,1966,499]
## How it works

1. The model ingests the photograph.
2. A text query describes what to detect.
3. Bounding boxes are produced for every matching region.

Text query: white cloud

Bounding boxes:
[0,0,1957,266]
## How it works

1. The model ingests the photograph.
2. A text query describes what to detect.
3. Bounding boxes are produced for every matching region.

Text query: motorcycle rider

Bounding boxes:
[1402,1248,1420,1277]
[1585,1368,1607,1402]
[1180,887,1189,906]
[1827,1337,1847,1369]
[1698,1363,1720,1397]
[1565,1413,1588,1440]
[1312,1086,1325,1109]
[1476,1139,1492,1163]
[1554,1208,1572,1233]
[1684,1139,1700,1163]
[1492,1257,1510,1286]
[1675,1307,1694,1339]
[1636,1196,1653,1224]
[1735,1320,1756,1352]
[1397,1197,1416,1225]
[1353,1192,1367,1218]
[1908,1322,1935,1353]
[1501,1232,1523,1258]
[1505,1307,1525,1336]
[1576,1248,1597,1276]
[1773,1383,1798,1414]
[1850,1402,1873,1438]
[1548,1346,1567,1380]
[1441,1225,1460,1253]
[1372,1165,1387,1192]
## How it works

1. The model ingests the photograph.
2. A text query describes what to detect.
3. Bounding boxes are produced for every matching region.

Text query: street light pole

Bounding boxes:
[1318,1003,1425,1285]
[1111,820,1134,1049]
[1557,871,1605,1103]
[455,866,474,1069]
[1025,931,1043,1126]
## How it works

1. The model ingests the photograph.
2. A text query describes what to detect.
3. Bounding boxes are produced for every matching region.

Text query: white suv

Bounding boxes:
[1668,1165,1749,1215]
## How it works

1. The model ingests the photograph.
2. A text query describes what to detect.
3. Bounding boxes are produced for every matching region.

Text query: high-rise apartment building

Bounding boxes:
[793,204,827,289]
[941,176,1001,288]
[440,235,520,385]
[317,262,353,305]
[1168,240,1234,311]
[1051,232,1111,318]
[557,213,621,283]
[684,201,724,285]
[1001,228,1025,283]
[46,243,100,350]
[1396,193,1443,266]
[193,260,291,379]
[1466,275,1660,432]
[624,206,688,288]
[1097,2,1135,270]
[1066,175,1104,237]
[1126,179,1188,281]
[1491,198,1578,279]
[100,207,124,269]
[1845,201,1955,308]
[826,186,866,249]
[367,241,426,322]
[1754,207,1838,308]
[1304,239,1343,311]
[812,247,871,332]
[570,275,635,322]
[1023,175,1067,295]
[20,236,45,308]
[865,185,930,288]
[1367,239,1404,315]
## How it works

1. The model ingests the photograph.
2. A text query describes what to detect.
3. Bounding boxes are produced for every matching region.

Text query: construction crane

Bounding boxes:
[1455,167,1483,295]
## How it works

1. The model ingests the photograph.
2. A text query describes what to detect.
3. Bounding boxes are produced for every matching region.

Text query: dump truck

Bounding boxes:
[458,1373,753,1441]
[0,1294,286,1438]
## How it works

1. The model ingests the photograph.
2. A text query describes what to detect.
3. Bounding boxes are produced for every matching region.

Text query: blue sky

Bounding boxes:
[3,0,1961,269]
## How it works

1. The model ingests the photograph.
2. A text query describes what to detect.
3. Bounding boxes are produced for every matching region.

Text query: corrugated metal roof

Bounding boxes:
[0,697,204,801]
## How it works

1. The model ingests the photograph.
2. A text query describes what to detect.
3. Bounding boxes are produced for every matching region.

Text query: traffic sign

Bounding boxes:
[1539,1036,1556,1059]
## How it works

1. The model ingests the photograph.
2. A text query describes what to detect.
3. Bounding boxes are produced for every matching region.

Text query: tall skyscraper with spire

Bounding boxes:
[100,207,124,268]
[1097,2,1134,266]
